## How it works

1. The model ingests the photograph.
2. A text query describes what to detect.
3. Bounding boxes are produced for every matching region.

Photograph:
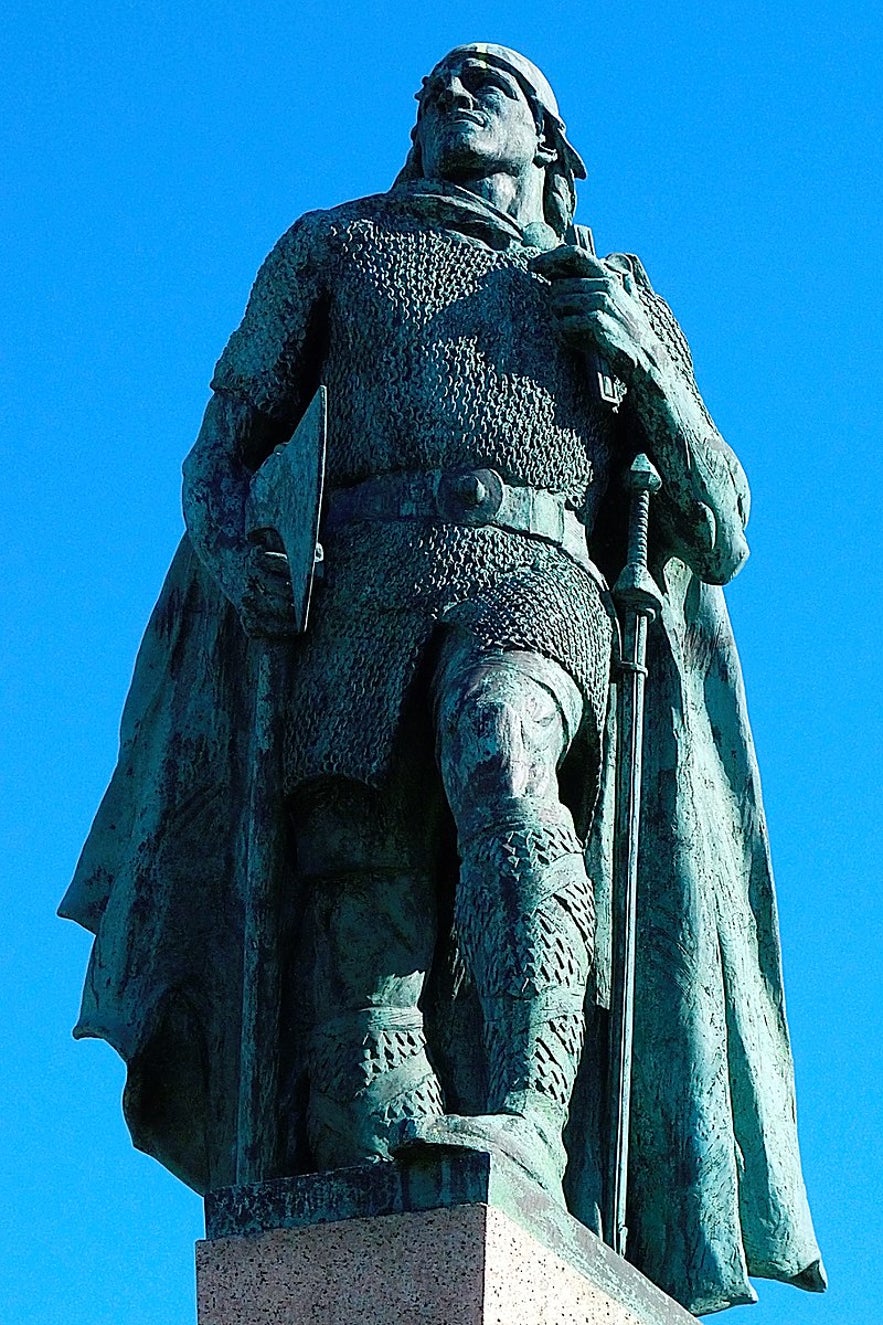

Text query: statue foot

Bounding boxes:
[390,1110,567,1207]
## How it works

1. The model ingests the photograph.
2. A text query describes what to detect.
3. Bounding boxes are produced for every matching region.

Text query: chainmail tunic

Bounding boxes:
[212,187,615,786]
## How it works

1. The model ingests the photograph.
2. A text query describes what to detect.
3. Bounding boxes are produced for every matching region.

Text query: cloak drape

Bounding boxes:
[59,528,824,1314]
[59,207,824,1311]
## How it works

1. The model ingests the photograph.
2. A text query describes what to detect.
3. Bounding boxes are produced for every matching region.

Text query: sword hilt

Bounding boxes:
[613,454,664,620]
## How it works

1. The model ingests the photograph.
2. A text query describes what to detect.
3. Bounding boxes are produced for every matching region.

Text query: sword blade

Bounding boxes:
[606,455,663,1258]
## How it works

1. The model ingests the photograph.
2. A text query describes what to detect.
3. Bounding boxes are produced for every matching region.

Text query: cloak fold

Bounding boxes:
[60,539,253,1190]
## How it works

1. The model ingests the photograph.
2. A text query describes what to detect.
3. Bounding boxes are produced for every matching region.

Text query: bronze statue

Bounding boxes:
[60,44,825,1315]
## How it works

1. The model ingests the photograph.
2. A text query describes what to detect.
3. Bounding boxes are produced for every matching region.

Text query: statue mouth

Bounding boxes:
[446,110,485,127]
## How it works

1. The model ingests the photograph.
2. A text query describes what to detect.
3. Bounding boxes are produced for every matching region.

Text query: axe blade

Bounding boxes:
[246,386,327,633]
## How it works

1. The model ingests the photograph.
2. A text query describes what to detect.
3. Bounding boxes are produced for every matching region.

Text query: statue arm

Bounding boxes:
[623,265,750,585]
[536,246,749,584]
[182,393,295,632]
[182,211,331,631]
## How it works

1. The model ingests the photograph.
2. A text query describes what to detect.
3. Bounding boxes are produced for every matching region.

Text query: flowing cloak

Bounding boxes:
[58,207,825,1315]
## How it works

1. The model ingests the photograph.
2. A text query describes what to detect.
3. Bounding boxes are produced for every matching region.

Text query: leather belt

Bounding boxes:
[324,468,590,568]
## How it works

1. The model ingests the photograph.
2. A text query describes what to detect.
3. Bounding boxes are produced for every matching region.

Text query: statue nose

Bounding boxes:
[439,79,471,111]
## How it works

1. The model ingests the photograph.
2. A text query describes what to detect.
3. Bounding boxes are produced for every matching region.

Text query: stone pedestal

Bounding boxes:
[196,1151,696,1325]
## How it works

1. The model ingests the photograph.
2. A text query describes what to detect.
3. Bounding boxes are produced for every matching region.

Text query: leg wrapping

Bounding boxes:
[456,802,594,1127]
[308,1006,444,1168]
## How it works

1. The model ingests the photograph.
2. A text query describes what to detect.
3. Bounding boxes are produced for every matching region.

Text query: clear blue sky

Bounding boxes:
[2,2,880,1322]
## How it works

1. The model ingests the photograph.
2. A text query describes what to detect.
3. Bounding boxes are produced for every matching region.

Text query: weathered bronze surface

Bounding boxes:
[60,43,825,1315]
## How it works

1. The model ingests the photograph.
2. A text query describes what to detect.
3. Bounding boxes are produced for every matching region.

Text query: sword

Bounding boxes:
[606,453,663,1258]
[235,386,327,1184]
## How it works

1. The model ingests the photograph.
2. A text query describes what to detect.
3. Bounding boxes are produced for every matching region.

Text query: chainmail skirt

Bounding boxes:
[283,519,613,790]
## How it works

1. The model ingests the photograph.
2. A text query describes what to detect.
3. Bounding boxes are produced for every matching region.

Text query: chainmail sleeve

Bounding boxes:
[607,252,751,585]
[211,209,332,428]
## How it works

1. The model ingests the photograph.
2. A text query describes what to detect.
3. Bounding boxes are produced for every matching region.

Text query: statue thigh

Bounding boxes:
[292,634,584,1011]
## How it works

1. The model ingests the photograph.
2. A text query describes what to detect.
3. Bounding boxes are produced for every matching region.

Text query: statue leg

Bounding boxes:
[292,777,445,1169]
[395,635,595,1202]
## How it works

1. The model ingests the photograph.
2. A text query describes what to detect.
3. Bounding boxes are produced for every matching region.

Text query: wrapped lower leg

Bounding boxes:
[307,1006,444,1168]
[431,799,597,1198]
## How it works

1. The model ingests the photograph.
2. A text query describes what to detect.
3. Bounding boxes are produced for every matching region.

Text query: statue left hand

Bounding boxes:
[531,246,668,388]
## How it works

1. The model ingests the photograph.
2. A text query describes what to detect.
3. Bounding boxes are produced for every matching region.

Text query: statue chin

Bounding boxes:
[425,145,494,182]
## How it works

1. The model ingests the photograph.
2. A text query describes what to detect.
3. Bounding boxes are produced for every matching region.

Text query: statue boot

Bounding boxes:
[395,802,594,1205]
[302,857,445,1172]
[307,1004,445,1169]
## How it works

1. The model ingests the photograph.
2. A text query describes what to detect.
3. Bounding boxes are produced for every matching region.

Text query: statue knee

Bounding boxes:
[437,665,565,816]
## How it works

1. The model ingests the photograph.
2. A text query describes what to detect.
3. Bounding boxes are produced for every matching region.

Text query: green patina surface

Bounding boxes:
[60,42,825,1317]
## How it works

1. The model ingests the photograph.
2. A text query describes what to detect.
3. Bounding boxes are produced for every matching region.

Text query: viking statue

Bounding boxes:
[60,44,825,1315]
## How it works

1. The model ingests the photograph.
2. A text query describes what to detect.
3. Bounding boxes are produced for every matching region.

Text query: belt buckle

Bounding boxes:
[436,468,505,525]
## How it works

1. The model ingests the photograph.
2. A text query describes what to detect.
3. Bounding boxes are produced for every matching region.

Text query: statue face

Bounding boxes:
[416,56,543,183]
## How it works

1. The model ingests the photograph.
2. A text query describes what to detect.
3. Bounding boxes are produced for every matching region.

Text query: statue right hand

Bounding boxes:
[237,545,299,639]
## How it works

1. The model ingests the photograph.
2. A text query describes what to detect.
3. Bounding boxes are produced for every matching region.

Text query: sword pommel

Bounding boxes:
[624,452,662,495]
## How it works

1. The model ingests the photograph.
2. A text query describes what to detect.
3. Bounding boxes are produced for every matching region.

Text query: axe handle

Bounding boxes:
[235,640,287,1183]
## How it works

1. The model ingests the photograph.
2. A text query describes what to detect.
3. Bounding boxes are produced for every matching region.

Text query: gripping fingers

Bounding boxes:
[554,308,640,376]
[550,276,620,297]
[531,245,635,293]
[240,545,298,638]
[530,244,610,280]
[549,284,621,320]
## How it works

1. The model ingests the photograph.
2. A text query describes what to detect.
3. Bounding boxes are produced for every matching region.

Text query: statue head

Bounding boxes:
[397,43,586,236]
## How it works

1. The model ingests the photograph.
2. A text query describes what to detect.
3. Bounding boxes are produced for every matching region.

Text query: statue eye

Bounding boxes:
[469,70,517,99]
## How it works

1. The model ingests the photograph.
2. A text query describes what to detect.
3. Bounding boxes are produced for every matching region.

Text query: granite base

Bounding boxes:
[196,1150,696,1325]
